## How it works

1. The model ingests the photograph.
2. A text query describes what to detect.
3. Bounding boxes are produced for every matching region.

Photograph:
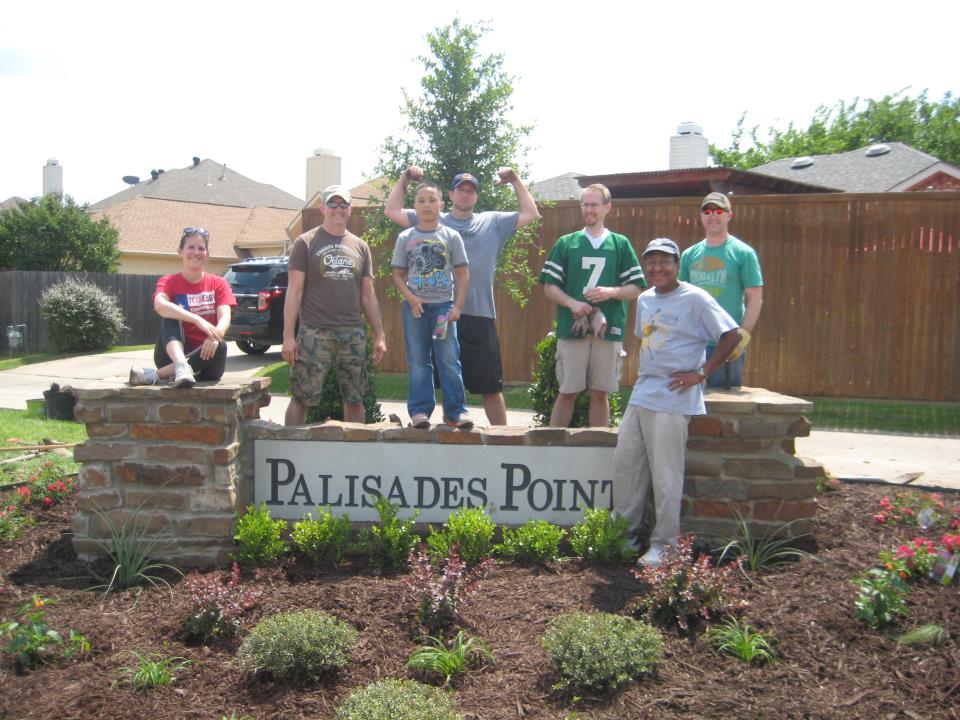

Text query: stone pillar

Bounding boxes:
[72,380,271,568]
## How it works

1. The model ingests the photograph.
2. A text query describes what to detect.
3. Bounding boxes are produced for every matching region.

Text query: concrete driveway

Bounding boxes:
[1,346,958,491]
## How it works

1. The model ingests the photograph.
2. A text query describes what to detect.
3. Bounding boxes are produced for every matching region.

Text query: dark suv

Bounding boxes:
[223,256,288,354]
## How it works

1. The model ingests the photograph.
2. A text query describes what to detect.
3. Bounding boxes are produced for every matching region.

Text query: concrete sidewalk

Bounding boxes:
[1,347,958,491]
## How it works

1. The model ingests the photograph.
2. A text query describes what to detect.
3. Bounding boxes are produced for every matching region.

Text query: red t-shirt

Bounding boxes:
[154,273,237,349]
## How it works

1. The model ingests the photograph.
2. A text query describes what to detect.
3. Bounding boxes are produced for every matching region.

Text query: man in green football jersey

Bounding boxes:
[539,184,645,427]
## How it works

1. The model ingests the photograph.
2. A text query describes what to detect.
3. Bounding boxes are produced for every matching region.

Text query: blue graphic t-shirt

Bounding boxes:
[391,224,468,303]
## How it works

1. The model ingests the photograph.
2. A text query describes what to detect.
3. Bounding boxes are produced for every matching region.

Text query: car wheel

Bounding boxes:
[236,339,271,355]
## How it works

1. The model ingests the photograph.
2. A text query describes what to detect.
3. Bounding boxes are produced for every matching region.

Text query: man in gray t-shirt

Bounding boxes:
[386,165,540,425]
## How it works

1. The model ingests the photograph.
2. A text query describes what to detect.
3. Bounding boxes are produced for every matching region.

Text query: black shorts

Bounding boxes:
[458,314,503,394]
[154,317,227,381]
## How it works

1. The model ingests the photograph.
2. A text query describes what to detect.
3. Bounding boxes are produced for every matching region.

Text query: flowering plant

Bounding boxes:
[878,537,938,581]
[942,534,960,554]
[0,595,90,670]
[632,535,746,632]
[9,462,76,511]
[873,491,959,530]
[405,544,494,632]
[180,563,260,644]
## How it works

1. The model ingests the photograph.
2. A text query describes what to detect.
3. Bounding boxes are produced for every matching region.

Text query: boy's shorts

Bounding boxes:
[290,325,367,405]
[556,337,622,394]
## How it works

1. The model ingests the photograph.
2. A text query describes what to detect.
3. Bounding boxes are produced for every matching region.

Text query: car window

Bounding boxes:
[224,265,285,291]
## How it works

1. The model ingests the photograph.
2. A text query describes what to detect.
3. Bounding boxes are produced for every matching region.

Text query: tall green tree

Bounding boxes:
[711,89,960,169]
[367,18,539,305]
[0,194,121,271]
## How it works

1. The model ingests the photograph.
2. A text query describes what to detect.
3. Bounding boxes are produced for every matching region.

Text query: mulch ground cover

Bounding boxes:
[0,483,958,720]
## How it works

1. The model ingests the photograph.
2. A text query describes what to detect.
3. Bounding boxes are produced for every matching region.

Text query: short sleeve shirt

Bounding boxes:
[154,273,236,349]
[288,227,373,327]
[392,224,468,303]
[679,234,763,325]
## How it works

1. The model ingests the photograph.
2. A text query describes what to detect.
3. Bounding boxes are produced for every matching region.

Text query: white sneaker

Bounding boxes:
[129,367,158,386]
[639,544,664,568]
[173,362,195,388]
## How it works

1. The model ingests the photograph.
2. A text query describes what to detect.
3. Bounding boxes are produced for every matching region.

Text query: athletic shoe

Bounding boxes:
[638,544,664,568]
[447,413,474,430]
[128,367,158,386]
[173,361,195,388]
[410,413,431,429]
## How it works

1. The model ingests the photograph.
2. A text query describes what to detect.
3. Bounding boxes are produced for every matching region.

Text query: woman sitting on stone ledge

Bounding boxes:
[129,227,237,388]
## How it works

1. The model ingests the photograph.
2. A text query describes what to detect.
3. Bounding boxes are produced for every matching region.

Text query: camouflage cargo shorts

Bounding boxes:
[290,325,367,405]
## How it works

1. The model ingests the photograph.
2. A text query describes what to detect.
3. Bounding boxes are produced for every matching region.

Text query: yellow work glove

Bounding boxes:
[727,328,752,362]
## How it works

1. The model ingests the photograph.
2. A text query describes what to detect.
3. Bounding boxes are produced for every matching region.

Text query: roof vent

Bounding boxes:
[790,156,814,169]
[865,143,891,157]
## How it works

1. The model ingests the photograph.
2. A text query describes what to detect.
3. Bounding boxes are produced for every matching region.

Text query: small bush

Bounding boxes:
[40,279,126,353]
[569,508,632,564]
[291,509,352,567]
[853,567,909,627]
[358,497,418,572]
[236,609,357,684]
[114,651,192,690]
[406,544,494,633]
[541,611,662,693]
[180,563,260,644]
[702,616,776,664]
[495,519,566,565]
[233,503,288,566]
[878,537,939,581]
[407,630,494,684]
[334,678,462,720]
[633,535,745,632]
[0,503,34,542]
[0,595,90,671]
[426,506,496,566]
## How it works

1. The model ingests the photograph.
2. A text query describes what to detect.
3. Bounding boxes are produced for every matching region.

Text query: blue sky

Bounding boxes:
[1,0,956,204]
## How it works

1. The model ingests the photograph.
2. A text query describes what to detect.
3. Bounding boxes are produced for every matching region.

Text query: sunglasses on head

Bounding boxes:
[181,227,209,237]
[701,207,727,215]
[325,200,350,209]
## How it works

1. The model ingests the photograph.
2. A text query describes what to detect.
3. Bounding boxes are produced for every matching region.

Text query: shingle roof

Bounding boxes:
[531,173,584,201]
[750,142,947,192]
[0,196,26,212]
[88,159,303,212]
[90,197,298,260]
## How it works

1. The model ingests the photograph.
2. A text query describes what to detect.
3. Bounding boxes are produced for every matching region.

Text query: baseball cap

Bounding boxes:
[700,191,731,212]
[643,238,680,258]
[321,185,352,204]
[451,173,479,191]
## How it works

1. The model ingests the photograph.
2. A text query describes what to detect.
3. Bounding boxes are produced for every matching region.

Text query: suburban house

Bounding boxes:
[87,158,302,275]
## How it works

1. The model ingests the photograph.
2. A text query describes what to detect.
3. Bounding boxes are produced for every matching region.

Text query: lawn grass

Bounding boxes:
[0,409,88,486]
[0,344,153,372]
[804,397,960,437]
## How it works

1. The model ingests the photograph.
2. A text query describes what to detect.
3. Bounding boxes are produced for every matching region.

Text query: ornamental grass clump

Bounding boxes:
[291,508,352,567]
[180,563,260,644]
[426,506,496,566]
[232,503,288,566]
[715,514,814,574]
[541,611,662,693]
[702,616,776,665]
[569,507,632,564]
[495,519,566,565]
[633,534,745,632]
[334,678,462,720]
[405,544,494,633]
[407,630,494,685]
[236,609,357,684]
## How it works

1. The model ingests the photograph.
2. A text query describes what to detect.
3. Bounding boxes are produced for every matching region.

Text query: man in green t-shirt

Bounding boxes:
[539,184,645,427]
[679,192,763,387]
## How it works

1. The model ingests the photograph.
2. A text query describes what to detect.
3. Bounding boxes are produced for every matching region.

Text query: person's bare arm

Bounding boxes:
[583,284,642,303]
[449,265,469,322]
[360,276,387,364]
[496,167,540,228]
[281,269,305,365]
[154,293,224,342]
[392,268,423,318]
[668,328,741,392]
[741,286,763,334]
[544,283,592,318]
[384,166,422,227]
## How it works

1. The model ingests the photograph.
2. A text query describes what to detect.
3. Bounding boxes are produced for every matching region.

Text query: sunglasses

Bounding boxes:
[701,208,727,215]
[325,200,350,209]
[181,227,209,237]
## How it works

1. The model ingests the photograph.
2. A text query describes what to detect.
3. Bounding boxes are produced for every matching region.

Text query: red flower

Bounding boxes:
[47,483,57,492]
[873,512,888,524]
[16,487,29,497]
[42,497,53,508]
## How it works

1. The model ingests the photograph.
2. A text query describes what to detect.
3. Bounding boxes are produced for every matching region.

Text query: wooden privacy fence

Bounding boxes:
[325,191,960,401]
[0,271,161,354]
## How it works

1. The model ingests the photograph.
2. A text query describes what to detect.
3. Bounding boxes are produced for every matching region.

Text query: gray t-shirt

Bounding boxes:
[628,282,738,416]
[392,224,468,303]
[405,209,518,318]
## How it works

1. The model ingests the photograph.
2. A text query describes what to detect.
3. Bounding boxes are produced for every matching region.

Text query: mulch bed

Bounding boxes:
[0,483,958,720]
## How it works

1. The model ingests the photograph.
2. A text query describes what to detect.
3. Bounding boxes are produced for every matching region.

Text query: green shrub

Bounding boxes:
[291,509,352,566]
[407,630,494,684]
[853,567,909,627]
[358,497,418,572]
[334,678,462,720]
[233,503,288,566]
[0,595,90,671]
[305,334,384,424]
[426,506,496,566]
[528,327,623,428]
[702,616,776,664]
[40,279,126,353]
[495,519,566,565]
[237,609,357,684]
[569,507,632,564]
[541,611,662,693]
[114,651,192,690]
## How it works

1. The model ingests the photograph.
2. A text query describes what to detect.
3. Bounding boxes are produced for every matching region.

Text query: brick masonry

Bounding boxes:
[74,382,823,568]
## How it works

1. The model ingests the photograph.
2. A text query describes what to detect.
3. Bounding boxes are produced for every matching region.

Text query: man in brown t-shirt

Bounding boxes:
[282,185,387,425]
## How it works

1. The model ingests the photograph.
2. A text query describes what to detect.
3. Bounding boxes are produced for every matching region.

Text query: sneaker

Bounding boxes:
[447,413,474,430]
[410,413,431,429]
[129,367,158,386]
[638,544,664,568]
[173,362,195,388]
